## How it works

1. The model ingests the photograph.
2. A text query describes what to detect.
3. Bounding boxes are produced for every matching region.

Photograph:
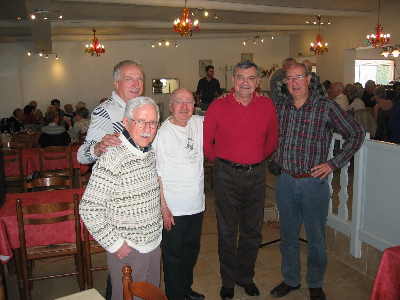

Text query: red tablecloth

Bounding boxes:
[370,246,400,300]
[0,188,86,263]
[3,145,89,177]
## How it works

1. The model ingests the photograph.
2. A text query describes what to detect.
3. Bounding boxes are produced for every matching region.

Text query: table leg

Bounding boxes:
[12,249,25,300]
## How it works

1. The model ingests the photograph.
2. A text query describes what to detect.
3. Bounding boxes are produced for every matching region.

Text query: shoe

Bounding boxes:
[270,282,301,298]
[220,286,234,299]
[185,291,205,300]
[309,288,326,300]
[236,282,260,296]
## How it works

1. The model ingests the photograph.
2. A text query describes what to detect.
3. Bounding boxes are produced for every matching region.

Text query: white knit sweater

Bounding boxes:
[79,134,162,254]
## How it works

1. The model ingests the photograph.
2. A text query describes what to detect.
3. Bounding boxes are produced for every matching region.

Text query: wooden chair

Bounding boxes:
[82,222,107,289]
[2,141,25,149]
[39,144,73,181]
[23,176,73,192]
[2,148,24,193]
[16,194,85,299]
[122,265,167,300]
[78,171,91,188]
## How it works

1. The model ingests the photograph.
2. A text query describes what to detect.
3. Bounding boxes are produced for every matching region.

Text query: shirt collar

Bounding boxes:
[122,128,152,153]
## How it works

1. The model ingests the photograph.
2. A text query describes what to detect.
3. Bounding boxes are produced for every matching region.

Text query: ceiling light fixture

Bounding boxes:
[85,29,105,57]
[214,12,218,19]
[306,17,309,24]
[381,45,400,57]
[365,0,390,48]
[173,0,200,37]
[310,15,328,55]
[204,11,209,17]
[31,14,35,20]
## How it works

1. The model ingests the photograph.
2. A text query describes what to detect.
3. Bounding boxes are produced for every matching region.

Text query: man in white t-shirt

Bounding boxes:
[153,88,205,300]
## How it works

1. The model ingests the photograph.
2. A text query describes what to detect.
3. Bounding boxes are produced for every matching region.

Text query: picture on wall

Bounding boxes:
[241,53,253,62]
[199,60,212,77]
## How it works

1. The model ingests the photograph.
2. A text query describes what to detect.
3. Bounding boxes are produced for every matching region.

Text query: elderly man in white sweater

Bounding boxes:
[80,96,162,300]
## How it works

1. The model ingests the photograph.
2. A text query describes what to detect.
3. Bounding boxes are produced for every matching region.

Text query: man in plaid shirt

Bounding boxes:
[269,63,364,300]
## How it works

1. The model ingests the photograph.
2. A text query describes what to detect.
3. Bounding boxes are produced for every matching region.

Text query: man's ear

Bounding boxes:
[122,117,129,130]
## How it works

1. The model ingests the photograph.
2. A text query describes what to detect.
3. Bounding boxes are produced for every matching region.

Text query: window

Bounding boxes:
[355,60,394,86]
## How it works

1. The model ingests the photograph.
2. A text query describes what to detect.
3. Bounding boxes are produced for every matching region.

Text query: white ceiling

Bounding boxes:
[1,0,399,54]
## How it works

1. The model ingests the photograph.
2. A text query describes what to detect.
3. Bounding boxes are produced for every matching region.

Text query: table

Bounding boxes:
[370,246,400,299]
[0,188,86,263]
[3,145,89,177]
[56,289,105,299]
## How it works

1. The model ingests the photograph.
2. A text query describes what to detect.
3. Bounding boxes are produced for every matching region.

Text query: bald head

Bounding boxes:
[328,82,344,100]
[302,60,312,72]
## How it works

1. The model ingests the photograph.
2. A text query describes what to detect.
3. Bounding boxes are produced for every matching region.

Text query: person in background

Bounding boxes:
[204,60,278,300]
[51,99,65,117]
[373,86,393,120]
[29,100,44,128]
[64,103,74,131]
[73,102,87,123]
[388,98,400,144]
[153,88,205,300]
[39,110,70,147]
[362,80,377,107]
[79,96,162,300]
[328,82,349,111]
[22,105,40,131]
[269,57,296,102]
[269,63,364,300]
[8,108,24,132]
[196,65,221,111]
[391,82,400,103]
[344,83,353,103]
[41,110,66,135]
[348,85,366,112]
[65,107,90,143]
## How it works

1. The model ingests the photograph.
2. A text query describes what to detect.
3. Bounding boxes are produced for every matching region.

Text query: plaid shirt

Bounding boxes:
[273,94,365,174]
[276,72,328,99]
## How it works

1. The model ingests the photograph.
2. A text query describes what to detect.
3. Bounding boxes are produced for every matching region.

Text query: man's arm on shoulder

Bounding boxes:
[77,105,121,164]
[203,104,218,161]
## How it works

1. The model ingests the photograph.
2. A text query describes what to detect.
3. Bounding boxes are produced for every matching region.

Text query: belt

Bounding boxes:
[283,170,312,179]
[219,158,261,171]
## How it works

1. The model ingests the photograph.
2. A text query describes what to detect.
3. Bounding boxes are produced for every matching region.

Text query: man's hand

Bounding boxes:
[114,241,130,259]
[94,133,121,157]
[311,162,333,179]
[161,206,175,231]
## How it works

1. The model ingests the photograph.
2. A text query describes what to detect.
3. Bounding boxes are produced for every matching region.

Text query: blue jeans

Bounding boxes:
[275,172,330,288]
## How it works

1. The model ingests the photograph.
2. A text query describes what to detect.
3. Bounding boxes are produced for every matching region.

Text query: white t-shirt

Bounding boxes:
[153,115,205,216]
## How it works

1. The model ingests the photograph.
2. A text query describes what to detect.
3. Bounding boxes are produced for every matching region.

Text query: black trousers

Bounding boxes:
[213,158,265,288]
[162,212,203,300]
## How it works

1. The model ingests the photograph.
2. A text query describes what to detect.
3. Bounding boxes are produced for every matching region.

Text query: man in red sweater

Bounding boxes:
[204,60,278,299]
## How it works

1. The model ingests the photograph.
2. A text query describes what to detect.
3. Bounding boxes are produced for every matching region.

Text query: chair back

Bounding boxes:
[16,194,84,298]
[2,141,25,149]
[354,108,377,138]
[2,148,24,192]
[24,176,72,192]
[122,265,167,300]
[374,108,391,141]
[39,144,73,180]
[38,131,71,148]
[82,222,107,289]
[78,171,91,188]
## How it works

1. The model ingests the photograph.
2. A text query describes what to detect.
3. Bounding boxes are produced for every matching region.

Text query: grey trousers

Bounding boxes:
[106,245,161,300]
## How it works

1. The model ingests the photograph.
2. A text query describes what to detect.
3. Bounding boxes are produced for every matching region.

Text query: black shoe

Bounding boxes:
[309,288,326,300]
[270,282,301,298]
[236,282,260,296]
[220,286,234,299]
[185,291,205,300]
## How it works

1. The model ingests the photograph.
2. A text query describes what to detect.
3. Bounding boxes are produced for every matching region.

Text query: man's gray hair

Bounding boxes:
[233,61,260,78]
[124,96,160,122]
[287,63,310,76]
[113,60,143,81]
[282,57,295,67]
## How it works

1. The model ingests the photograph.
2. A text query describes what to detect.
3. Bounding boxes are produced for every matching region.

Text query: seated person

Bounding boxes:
[374,87,393,120]
[65,107,90,142]
[63,103,75,131]
[348,85,366,112]
[8,108,25,132]
[22,104,40,131]
[388,100,400,144]
[39,110,71,147]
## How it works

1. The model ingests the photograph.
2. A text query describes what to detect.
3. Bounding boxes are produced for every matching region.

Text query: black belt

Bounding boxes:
[219,158,261,171]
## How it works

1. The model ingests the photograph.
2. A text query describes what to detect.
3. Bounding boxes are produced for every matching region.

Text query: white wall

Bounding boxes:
[0,36,289,119]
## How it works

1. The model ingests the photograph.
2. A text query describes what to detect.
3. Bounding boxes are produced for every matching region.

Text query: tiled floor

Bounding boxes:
[3,183,375,299]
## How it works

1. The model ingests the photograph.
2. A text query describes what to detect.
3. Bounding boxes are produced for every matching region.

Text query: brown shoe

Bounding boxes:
[309,288,326,300]
[270,282,301,298]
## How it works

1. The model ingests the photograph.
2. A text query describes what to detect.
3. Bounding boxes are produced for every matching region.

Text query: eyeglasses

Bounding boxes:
[285,75,307,83]
[131,119,159,129]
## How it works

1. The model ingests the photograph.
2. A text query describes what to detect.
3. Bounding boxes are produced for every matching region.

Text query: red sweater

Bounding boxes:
[203,90,278,164]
